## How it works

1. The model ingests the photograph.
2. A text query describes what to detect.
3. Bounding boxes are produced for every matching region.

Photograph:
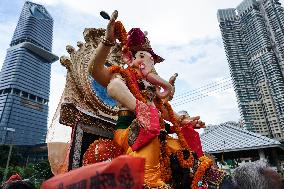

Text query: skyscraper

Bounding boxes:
[0,1,58,145]
[218,0,284,141]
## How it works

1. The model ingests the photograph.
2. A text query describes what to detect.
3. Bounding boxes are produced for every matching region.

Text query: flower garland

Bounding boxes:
[176,150,195,169]
[108,65,200,183]
[108,64,121,74]
[109,65,173,181]
[123,68,173,182]
[163,101,201,181]
[191,156,213,189]
[163,102,188,149]
[154,94,196,181]
[153,98,173,182]
[122,68,147,103]
[114,21,129,54]
[159,142,172,182]
[153,98,165,130]
[108,66,146,104]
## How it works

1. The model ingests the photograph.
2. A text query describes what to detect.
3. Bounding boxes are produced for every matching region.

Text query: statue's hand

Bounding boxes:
[105,10,118,42]
[180,115,206,129]
[167,73,178,101]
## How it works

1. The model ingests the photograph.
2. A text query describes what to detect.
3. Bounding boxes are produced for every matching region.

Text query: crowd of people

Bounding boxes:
[1,181,36,189]
[0,161,283,189]
[0,174,36,189]
[217,161,284,189]
[232,161,284,189]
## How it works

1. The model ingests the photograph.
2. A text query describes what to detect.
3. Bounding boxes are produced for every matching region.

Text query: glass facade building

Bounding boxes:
[0,1,58,145]
[218,0,284,140]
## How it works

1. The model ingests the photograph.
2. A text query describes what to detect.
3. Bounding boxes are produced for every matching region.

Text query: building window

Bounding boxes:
[3,88,11,94]
[13,89,21,96]
[29,94,36,101]
[43,99,48,105]
[37,97,43,103]
[21,91,28,98]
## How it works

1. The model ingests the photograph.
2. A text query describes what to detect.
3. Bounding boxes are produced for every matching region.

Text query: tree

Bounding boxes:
[1,161,53,188]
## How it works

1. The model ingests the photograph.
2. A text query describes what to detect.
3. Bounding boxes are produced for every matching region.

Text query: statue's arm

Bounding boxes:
[88,10,118,87]
[160,105,180,122]
[161,104,205,129]
[107,75,136,111]
[88,44,113,87]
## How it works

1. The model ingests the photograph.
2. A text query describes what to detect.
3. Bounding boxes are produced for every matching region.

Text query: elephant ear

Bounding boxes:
[122,51,134,66]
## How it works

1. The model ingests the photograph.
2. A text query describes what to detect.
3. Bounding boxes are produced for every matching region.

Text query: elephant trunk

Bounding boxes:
[146,72,173,99]
[139,61,173,99]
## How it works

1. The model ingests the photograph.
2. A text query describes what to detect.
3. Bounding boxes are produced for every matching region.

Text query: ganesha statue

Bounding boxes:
[52,10,234,189]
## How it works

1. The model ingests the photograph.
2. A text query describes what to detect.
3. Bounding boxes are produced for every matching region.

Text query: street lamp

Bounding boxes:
[2,127,15,183]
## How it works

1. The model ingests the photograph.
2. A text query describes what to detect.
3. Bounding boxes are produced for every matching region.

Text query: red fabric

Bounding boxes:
[41,155,145,189]
[127,28,146,48]
[181,124,204,158]
[131,101,160,151]
[126,28,163,63]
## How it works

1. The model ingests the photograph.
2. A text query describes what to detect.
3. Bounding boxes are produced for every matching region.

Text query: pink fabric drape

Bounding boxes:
[180,124,203,158]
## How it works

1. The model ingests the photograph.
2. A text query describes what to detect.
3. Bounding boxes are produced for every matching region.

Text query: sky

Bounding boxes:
[1,0,283,127]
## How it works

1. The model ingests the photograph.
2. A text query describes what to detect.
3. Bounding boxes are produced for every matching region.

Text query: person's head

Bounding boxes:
[233,161,283,189]
[2,180,36,189]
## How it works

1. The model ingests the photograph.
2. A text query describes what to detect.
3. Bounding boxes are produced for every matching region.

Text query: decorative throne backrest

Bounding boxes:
[59,28,125,132]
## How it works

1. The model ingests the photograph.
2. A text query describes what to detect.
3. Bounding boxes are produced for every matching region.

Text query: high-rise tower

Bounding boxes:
[218,0,284,140]
[0,1,58,145]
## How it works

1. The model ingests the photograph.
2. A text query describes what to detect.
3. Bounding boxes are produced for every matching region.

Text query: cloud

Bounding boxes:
[31,0,284,44]
[48,64,66,126]
[153,37,240,124]
[0,0,22,69]
[44,5,103,127]
[32,0,245,43]
[176,88,240,125]
[155,37,231,87]
[7,0,284,128]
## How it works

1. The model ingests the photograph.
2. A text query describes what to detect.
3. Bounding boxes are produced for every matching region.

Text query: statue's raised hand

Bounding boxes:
[105,10,118,43]
[179,115,206,129]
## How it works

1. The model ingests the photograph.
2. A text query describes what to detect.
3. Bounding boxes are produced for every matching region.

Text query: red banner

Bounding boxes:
[41,155,145,189]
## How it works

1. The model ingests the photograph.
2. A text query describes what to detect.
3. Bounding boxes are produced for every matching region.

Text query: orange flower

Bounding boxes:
[160,143,172,182]
[121,68,146,103]
[191,156,213,189]
[176,150,195,168]
[163,102,189,149]
[108,65,121,74]
[114,21,129,53]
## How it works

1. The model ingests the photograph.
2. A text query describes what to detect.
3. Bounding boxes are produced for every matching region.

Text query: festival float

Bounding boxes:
[43,11,232,189]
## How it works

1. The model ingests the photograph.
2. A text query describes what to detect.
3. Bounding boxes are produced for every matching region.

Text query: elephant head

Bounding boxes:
[123,50,175,100]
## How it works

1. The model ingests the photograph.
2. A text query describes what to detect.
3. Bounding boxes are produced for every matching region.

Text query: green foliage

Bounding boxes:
[30,161,53,181]
[0,160,53,188]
